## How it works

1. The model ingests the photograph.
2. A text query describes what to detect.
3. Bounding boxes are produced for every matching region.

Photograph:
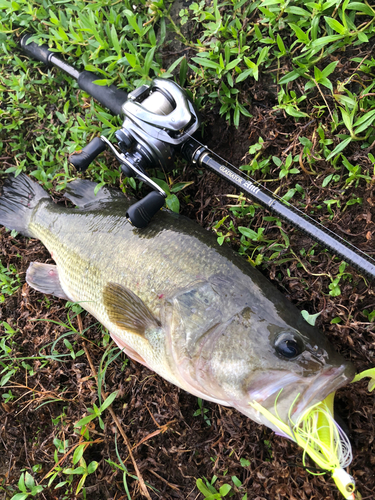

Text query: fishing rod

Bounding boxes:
[19,34,375,279]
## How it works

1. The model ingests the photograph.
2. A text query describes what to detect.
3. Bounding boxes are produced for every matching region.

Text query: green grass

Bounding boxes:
[0,258,21,302]
[1,0,375,498]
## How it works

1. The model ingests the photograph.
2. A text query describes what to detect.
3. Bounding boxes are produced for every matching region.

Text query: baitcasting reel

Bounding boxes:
[69,79,200,228]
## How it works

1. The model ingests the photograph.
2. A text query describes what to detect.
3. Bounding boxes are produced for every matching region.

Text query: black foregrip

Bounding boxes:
[20,34,54,66]
[69,137,106,171]
[77,71,128,115]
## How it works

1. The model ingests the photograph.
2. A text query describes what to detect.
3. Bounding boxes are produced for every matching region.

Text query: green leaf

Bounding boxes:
[63,466,85,475]
[10,494,29,500]
[257,46,269,66]
[232,475,242,487]
[226,57,242,70]
[331,317,342,324]
[110,25,121,54]
[125,53,137,68]
[236,68,253,83]
[285,6,310,16]
[324,16,347,35]
[340,108,353,131]
[225,44,230,65]
[144,46,156,75]
[17,473,26,492]
[219,484,232,496]
[166,194,180,213]
[321,60,339,78]
[284,106,309,118]
[191,57,221,70]
[319,77,333,91]
[151,178,170,195]
[353,109,375,128]
[276,34,286,55]
[31,485,44,495]
[238,227,258,240]
[310,34,341,50]
[170,181,194,193]
[165,55,184,75]
[196,479,213,496]
[76,474,88,495]
[124,9,142,36]
[234,104,240,127]
[322,174,333,187]
[87,461,99,474]
[289,23,309,43]
[345,2,375,16]
[179,56,188,87]
[75,414,97,427]
[73,444,85,465]
[358,32,369,43]
[326,137,352,160]
[24,472,35,490]
[278,70,301,84]
[100,390,118,412]
[1,368,16,386]
[301,310,321,326]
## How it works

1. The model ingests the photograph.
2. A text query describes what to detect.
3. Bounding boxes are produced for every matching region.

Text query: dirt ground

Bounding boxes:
[1,27,375,500]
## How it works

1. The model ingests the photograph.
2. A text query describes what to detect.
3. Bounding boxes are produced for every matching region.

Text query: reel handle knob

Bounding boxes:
[69,137,106,171]
[126,191,166,228]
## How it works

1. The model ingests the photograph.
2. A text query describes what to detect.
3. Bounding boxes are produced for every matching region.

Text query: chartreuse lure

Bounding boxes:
[250,367,375,500]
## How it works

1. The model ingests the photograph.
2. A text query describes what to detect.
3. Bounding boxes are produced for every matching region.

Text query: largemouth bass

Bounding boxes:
[0,174,354,430]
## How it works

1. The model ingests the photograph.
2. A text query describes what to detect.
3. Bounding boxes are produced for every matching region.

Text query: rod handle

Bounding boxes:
[20,34,128,115]
[69,137,106,171]
[20,34,54,66]
[77,71,127,116]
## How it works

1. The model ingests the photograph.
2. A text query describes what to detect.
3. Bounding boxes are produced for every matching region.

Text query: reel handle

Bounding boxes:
[126,191,166,228]
[69,137,106,171]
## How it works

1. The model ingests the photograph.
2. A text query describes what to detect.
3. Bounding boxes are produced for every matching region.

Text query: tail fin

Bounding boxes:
[0,174,51,237]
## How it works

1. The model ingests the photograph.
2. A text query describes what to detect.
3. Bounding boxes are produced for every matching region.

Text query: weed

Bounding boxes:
[10,472,44,500]
[0,259,21,302]
[196,474,247,499]
[193,397,211,426]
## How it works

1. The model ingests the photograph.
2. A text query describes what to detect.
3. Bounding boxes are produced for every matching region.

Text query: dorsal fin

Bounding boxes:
[64,179,123,207]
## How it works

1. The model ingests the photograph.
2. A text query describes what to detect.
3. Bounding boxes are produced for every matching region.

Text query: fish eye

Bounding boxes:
[274,332,304,360]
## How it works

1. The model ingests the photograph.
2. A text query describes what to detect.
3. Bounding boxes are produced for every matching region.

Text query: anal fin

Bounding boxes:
[26,262,70,300]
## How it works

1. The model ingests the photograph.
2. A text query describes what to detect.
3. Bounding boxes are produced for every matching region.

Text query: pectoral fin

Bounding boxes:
[103,282,161,336]
[26,262,70,300]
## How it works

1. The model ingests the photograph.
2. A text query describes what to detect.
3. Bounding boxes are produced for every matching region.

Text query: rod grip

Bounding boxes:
[20,34,54,66]
[77,72,128,116]
[69,137,106,171]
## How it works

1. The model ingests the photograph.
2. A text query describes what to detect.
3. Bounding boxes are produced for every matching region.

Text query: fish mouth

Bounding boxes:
[245,362,355,423]
[292,362,355,419]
